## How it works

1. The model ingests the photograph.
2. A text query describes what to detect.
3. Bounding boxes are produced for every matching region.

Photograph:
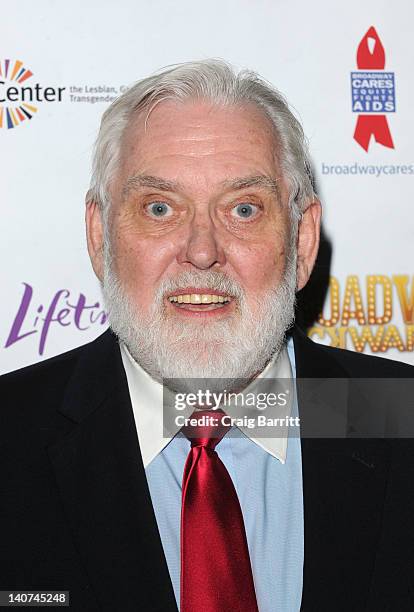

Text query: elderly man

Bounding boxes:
[1,60,413,612]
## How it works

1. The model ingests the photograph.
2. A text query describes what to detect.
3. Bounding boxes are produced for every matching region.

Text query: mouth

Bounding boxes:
[165,288,234,318]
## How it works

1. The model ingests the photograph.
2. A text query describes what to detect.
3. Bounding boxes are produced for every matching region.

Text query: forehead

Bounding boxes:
[116,98,282,190]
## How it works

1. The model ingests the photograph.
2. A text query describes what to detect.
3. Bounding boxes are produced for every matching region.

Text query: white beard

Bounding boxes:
[100,238,297,392]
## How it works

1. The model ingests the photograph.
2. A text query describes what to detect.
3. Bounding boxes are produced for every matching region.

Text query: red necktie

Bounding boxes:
[180,409,259,612]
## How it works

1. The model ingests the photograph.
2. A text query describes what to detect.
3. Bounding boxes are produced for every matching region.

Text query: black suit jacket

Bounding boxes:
[1,327,413,611]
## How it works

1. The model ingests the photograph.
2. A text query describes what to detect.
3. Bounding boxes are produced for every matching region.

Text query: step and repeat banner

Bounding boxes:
[2,0,413,374]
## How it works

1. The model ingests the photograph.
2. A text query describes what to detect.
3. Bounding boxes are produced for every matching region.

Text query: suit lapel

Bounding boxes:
[292,328,390,611]
[47,330,178,611]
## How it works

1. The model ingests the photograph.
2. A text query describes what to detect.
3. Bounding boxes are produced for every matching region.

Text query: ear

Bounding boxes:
[296,199,322,291]
[85,194,105,282]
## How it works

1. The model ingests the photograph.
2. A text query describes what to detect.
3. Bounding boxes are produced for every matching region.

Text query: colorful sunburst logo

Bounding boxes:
[0,59,37,129]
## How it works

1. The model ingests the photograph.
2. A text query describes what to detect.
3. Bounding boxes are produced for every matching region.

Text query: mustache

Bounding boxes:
[153,270,246,302]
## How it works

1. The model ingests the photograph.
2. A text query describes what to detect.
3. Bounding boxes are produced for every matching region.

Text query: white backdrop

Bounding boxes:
[2,0,413,374]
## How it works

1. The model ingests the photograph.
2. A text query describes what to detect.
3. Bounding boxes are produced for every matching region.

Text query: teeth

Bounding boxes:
[168,293,231,304]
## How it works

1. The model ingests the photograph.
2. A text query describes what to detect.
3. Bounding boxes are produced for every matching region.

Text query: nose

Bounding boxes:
[177,212,226,270]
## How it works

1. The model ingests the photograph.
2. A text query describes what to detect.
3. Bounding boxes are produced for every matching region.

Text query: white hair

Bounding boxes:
[101,229,298,391]
[87,58,315,228]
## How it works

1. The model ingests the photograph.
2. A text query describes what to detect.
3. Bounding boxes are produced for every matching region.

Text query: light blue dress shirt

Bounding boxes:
[143,339,304,612]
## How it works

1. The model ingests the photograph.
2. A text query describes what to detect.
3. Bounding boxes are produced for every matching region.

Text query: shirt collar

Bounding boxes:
[120,340,294,468]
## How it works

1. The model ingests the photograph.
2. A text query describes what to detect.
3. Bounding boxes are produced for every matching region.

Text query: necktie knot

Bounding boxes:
[181,409,231,450]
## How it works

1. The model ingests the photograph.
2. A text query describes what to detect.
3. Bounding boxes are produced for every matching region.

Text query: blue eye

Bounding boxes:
[147,201,172,217]
[231,203,259,219]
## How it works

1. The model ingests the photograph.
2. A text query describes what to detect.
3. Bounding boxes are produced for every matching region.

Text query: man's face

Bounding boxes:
[87,99,318,384]
[111,99,291,316]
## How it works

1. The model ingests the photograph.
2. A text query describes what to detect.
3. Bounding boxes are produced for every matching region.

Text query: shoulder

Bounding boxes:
[0,329,121,457]
[0,332,112,431]
[1,341,87,399]
[316,342,414,377]
[292,326,414,378]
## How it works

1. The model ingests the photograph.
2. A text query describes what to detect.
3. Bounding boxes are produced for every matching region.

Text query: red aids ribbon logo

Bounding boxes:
[352,27,395,152]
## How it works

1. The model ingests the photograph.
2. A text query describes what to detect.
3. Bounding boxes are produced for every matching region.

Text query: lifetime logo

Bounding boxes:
[0,59,65,129]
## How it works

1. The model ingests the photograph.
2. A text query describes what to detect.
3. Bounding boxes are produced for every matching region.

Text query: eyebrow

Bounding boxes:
[122,174,180,200]
[221,175,281,199]
[121,173,281,201]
